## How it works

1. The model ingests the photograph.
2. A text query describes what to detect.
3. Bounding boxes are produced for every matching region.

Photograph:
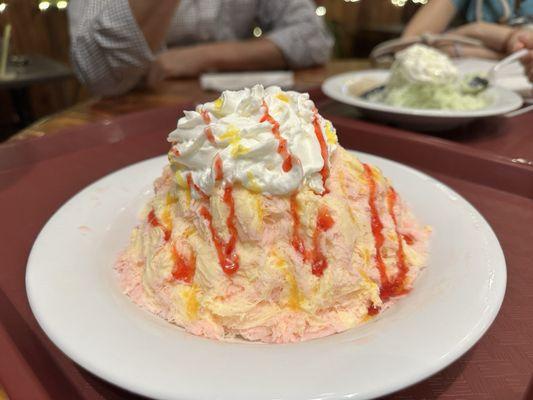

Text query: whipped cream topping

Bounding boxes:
[167,85,338,197]
[390,44,458,85]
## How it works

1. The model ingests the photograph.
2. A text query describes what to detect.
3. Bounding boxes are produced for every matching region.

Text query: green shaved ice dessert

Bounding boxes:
[381,82,488,110]
[371,44,489,111]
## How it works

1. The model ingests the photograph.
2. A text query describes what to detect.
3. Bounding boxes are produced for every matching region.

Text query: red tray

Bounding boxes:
[1,98,532,399]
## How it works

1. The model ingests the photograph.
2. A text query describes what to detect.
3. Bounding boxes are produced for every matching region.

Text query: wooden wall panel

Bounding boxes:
[0,0,79,134]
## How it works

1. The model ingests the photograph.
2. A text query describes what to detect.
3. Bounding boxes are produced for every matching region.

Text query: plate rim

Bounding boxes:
[321,70,523,118]
[25,153,507,400]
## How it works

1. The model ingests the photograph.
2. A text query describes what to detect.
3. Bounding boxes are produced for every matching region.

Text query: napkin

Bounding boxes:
[200,71,294,91]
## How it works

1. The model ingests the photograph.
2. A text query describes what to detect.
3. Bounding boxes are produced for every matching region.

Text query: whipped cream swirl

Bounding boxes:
[167,85,338,197]
[390,44,458,86]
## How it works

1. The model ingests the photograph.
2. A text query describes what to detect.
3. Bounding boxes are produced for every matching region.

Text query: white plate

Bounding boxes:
[322,70,523,130]
[26,153,506,400]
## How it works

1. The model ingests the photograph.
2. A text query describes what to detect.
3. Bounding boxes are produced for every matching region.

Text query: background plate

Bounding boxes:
[26,152,506,400]
[322,70,523,131]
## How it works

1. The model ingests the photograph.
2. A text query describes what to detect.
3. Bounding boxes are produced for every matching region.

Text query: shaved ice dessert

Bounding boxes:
[372,44,488,110]
[116,85,430,343]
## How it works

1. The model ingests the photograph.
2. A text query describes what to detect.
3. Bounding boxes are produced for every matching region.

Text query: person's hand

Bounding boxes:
[508,30,533,82]
[147,45,214,87]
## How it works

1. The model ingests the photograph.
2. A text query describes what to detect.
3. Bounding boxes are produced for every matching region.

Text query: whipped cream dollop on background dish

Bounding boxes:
[167,85,337,197]
[389,44,459,86]
[375,44,488,111]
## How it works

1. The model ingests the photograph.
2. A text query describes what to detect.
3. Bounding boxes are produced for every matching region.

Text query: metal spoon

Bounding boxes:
[462,48,529,94]
[360,84,386,100]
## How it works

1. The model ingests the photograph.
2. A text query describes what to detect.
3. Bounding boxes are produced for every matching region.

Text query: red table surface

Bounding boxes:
[1,100,532,400]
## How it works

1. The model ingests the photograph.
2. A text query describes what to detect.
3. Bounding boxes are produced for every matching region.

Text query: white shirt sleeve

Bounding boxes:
[68,0,155,96]
[260,0,334,68]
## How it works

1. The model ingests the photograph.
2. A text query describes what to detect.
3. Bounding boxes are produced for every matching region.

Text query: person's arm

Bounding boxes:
[435,43,502,60]
[147,0,334,86]
[128,0,178,51]
[147,39,286,86]
[68,0,178,97]
[259,0,334,68]
[402,0,459,37]
[448,22,515,53]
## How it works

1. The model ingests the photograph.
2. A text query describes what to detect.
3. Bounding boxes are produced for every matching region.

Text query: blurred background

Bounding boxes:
[0,0,424,137]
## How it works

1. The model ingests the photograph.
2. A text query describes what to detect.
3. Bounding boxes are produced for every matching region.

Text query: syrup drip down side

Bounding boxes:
[116,85,430,343]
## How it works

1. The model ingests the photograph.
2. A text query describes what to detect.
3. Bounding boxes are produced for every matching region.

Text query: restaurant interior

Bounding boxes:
[0,0,427,138]
[1,0,532,399]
